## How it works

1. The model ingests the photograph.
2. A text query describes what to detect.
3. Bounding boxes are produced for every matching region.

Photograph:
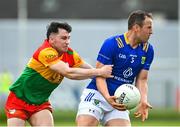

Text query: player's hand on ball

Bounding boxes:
[106,95,126,111]
[134,102,152,121]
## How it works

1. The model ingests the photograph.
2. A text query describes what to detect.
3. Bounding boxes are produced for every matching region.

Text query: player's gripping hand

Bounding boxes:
[99,65,114,78]
[106,95,126,111]
[134,102,152,121]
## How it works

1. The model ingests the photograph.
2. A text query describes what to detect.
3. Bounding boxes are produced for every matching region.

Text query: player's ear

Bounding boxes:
[133,24,141,32]
[49,34,55,42]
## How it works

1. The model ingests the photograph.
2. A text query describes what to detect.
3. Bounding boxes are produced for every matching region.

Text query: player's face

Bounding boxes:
[51,28,70,53]
[137,17,153,43]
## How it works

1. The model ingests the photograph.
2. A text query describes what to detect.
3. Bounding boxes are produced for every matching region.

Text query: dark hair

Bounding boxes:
[46,22,72,39]
[128,10,152,30]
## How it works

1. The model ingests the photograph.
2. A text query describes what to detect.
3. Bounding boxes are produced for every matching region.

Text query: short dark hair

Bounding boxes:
[46,22,72,39]
[128,10,152,30]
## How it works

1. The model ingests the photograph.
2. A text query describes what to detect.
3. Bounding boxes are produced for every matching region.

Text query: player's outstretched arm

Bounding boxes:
[79,61,94,69]
[49,60,113,80]
[134,69,152,121]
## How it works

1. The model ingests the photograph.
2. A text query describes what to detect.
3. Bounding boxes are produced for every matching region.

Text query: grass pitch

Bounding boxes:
[1,108,180,126]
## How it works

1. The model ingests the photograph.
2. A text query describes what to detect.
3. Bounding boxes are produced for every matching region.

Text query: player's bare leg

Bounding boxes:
[7,118,26,127]
[76,115,99,126]
[105,118,131,126]
[29,109,54,126]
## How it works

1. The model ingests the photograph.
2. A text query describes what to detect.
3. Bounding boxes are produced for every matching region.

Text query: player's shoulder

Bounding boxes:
[146,42,154,51]
[103,34,123,47]
[39,47,58,59]
[105,34,122,41]
[142,42,154,53]
[148,43,154,49]
[33,43,58,60]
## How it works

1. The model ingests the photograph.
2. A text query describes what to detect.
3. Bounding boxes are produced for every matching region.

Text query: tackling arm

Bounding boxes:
[49,60,113,80]
[79,61,94,69]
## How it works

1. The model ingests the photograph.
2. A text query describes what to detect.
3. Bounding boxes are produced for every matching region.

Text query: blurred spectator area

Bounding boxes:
[0,0,178,20]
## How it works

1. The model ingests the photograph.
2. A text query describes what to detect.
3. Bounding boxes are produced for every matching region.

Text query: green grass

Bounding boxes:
[1,108,180,126]
[132,120,180,126]
[53,108,180,126]
[130,108,180,126]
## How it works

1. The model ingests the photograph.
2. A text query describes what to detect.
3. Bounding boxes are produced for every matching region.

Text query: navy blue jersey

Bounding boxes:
[87,33,154,96]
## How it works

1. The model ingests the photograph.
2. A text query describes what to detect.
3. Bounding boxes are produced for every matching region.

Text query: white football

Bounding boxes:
[114,84,141,110]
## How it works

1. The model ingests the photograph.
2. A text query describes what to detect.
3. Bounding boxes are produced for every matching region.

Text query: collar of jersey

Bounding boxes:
[124,32,130,44]
[124,32,142,49]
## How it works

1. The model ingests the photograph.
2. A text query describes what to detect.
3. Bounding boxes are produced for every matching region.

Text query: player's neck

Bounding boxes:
[126,31,140,49]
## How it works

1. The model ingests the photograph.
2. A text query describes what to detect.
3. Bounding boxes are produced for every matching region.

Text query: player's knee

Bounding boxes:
[76,115,99,126]
[105,119,131,126]
[30,118,54,126]
[7,118,26,126]
[29,110,54,126]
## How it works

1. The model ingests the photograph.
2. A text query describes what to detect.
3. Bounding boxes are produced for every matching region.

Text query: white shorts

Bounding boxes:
[76,88,130,125]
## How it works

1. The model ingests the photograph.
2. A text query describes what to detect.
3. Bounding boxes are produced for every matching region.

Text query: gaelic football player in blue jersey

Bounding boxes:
[76,10,154,126]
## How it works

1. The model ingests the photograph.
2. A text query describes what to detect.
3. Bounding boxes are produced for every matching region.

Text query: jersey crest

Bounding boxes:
[141,56,146,64]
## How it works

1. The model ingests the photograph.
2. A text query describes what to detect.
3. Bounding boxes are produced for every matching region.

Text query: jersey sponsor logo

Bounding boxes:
[141,57,146,64]
[113,76,132,83]
[45,54,59,63]
[123,67,133,78]
[45,54,57,59]
[119,53,126,59]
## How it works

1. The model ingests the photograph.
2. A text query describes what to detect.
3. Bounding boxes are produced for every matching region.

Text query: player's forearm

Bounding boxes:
[64,67,102,80]
[96,77,110,99]
[79,61,94,69]
[136,70,149,103]
[136,81,148,103]
[50,61,103,80]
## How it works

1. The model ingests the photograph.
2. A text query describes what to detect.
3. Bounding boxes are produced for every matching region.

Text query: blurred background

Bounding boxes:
[0,0,179,126]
